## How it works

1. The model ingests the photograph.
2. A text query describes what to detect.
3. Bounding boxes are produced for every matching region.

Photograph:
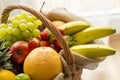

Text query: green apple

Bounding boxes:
[13,73,31,80]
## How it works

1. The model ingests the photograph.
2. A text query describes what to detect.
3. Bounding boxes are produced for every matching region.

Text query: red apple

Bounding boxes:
[28,38,40,52]
[10,41,29,64]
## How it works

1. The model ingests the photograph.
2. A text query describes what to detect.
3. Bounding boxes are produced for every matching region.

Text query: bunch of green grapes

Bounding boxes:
[0,12,42,47]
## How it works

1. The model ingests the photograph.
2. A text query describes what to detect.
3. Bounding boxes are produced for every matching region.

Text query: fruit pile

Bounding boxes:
[0,12,41,47]
[0,7,116,80]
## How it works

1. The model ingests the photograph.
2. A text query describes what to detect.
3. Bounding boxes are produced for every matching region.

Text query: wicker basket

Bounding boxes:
[1,4,105,80]
[1,4,82,80]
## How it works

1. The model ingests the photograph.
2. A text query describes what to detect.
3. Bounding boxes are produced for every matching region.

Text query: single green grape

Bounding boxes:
[27,22,35,31]
[26,15,33,22]
[0,28,7,36]
[12,28,20,36]
[32,15,37,20]
[12,20,20,28]
[23,30,32,37]
[19,23,27,31]
[21,12,28,18]
[7,27,13,34]
[34,20,42,27]
[32,29,40,37]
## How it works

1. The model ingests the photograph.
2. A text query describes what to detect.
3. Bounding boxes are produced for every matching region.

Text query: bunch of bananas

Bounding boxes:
[58,21,116,58]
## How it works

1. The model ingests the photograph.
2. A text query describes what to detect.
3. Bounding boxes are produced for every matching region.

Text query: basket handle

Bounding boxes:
[1,4,76,76]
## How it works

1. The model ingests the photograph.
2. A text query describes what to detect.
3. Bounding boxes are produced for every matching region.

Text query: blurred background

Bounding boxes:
[0,0,120,80]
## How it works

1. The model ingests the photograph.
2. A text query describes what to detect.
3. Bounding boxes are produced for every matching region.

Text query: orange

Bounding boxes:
[0,69,16,80]
[24,47,63,80]
[52,20,65,27]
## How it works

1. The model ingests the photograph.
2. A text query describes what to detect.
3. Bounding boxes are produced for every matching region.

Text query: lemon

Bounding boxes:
[24,47,63,80]
[0,69,16,80]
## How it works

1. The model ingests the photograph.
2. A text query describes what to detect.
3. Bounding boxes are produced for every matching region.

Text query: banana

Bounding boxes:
[59,21,90,35]
[71,26,116,45]
[70,44,116,58]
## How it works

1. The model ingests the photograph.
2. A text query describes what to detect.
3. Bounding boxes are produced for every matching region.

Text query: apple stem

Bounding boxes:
[17,50,23,55]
